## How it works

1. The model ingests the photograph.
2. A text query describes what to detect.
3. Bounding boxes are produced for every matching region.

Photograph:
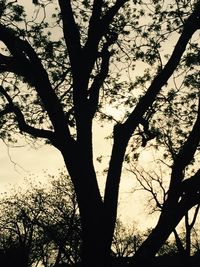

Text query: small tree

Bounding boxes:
[112,219,143,258]
[0,190,44,267]
[0,173,81,267]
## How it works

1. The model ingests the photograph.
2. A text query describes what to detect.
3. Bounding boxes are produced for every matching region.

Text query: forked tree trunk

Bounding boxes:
[61,146,115,267]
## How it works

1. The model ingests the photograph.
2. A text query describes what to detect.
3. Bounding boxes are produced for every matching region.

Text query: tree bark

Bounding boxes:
[173,229,185,255]
[131,207,186,266]
[81,222,111,267]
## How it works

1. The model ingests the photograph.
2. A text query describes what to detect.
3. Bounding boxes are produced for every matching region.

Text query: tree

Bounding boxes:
[130,165,200,258]
[37,173,81,266]
[1,1,200,266]
[0,172,147,267]
[0,188,44,267]
[0,173,81,267]
[112,219,143,258]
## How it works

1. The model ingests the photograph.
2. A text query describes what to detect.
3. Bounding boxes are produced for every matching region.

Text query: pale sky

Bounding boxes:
[0,140,63,190]
[0,121,158,231]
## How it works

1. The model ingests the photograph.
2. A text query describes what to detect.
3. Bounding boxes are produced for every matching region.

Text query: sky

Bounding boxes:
[0,140,63,191]
[0,121,158,230]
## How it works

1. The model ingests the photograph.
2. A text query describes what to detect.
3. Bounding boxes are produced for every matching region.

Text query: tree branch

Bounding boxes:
[58,0,82,77]
[165,94,200,206]
[100,0,128,31]
[88,43,111,118]
[0,86,56,142]
[122,3,200,141]
[106,2,200,188]
[173,228,185,254]
[0,53,16,72]
[0,24,72,143]
[172,169,200,217]
[90,0,104,25]
[104,2,200,244]
[171,95,200,181]
[181,169,200,198]
[84,0,128,74]
[190,204,200,229]
[0,105,13,117]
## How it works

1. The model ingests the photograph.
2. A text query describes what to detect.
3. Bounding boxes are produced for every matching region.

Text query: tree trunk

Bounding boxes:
[173,229,185,255]
[185,212,191,257]
[61,148,113,267]
[80,211,112,267]
[131,208,185,266]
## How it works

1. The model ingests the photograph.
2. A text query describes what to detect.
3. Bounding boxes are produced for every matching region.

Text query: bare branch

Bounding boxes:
[133,167,163,210]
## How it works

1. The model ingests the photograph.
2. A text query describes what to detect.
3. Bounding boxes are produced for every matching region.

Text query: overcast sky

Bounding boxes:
[0,120,157,230]
[0,140,64,191]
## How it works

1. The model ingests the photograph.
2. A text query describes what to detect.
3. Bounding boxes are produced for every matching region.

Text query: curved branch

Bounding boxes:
[0,24,72,143]
[0,86,56,142]
[0,105,12,117]
[0,54,15,72]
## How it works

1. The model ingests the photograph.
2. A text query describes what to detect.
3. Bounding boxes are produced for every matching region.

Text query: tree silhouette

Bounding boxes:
[1,1,200,266]
[111,219,144,260]
[129,164,200,259]
[0,173,81,267]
